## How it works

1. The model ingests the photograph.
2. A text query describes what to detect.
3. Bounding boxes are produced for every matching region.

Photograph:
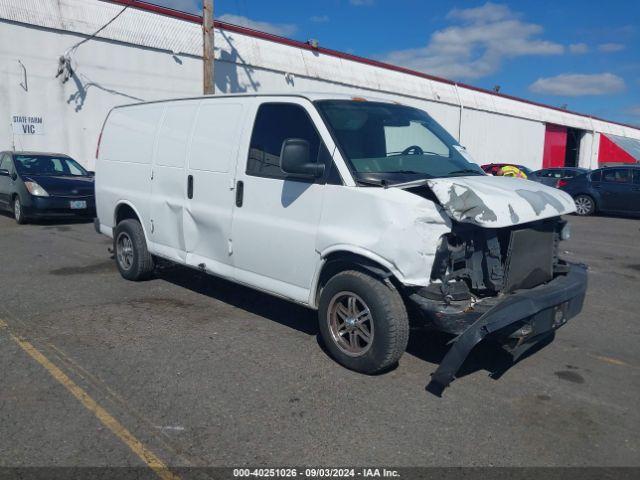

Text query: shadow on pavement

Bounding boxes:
[157,263,318,336]
[0,210,93,226]
[157,262,555,392]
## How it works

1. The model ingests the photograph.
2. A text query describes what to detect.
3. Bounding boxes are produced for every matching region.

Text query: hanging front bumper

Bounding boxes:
[408,262,588,395]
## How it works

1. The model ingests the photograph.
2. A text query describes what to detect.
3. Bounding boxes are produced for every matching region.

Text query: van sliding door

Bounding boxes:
[149,102,198,262]
[183,99,246,277]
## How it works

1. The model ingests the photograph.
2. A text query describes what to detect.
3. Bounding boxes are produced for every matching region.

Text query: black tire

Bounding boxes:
[13,196,27,224]
[113,219,155,281]
[574,194,596,216]
[318,270,409,374]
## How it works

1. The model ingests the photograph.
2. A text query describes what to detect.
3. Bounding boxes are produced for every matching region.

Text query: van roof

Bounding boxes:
[113,92,398,109]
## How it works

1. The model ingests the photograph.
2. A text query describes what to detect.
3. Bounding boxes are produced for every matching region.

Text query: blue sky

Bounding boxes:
[153,0,639,126]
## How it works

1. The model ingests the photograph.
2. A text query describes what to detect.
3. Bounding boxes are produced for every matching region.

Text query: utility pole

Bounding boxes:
[203,0,214,94]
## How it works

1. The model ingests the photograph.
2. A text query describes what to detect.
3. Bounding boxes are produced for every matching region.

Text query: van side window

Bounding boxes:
[247,103,321,179]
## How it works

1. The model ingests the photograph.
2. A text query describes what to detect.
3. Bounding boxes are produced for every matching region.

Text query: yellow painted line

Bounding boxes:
[0,319,179,480]
[593,355,629,367]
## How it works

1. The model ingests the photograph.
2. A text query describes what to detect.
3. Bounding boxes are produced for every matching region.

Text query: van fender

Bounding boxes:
[113,200,152,248]
[308,245,406,309]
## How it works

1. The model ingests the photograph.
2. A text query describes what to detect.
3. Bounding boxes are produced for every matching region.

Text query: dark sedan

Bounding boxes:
[0,151,95,224]
[558,165,640,216]
[532,167,590,187]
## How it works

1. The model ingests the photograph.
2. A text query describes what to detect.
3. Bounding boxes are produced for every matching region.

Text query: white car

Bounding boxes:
[95,93,587,392]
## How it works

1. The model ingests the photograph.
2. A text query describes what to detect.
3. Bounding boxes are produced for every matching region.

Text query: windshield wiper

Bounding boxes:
[382,170,432,175]
[387,151,441,157]
[356,177,389,188]
[446,169,485,176]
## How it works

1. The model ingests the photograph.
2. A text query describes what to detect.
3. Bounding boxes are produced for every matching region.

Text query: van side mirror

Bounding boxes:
[280,138,325,179]
[87,171,95,177]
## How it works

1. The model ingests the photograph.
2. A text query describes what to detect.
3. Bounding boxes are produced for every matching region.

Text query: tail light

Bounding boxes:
[557,179,568,188]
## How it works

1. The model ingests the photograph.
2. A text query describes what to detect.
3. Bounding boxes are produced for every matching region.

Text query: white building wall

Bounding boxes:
[0,21,201,168]
[1,0,639,170]
[459,109,545,169]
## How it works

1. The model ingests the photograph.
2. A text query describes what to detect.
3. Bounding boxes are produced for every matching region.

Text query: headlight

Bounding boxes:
[24,181,49,197]
[560,222,571,241]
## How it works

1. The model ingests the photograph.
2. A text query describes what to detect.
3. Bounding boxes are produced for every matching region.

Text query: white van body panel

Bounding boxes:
[183,98,247,279]
[96,104,163,236]
[230,97,339,303]
[148,101,197,263]
[314,185,451,291]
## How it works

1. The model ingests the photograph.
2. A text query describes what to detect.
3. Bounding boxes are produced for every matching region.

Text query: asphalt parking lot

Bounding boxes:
[0,212,639,471]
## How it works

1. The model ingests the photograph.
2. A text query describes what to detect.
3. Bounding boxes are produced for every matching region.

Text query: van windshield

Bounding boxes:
[315,100,484,185]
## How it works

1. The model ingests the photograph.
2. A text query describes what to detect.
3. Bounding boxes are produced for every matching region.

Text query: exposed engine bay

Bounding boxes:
[428,217,568,299]
[403,181,575,339]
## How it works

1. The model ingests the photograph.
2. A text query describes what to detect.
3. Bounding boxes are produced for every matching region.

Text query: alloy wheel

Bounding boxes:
[574,196,593,216]
[14,199,21,222]
[116,232,134,270]
[327,292,375,357]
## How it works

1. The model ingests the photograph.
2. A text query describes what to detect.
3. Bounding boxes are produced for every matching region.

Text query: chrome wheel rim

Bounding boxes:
[116,232,134,270]
[327,292,374,357]
[575,197,592,215]
[14,199,21,221]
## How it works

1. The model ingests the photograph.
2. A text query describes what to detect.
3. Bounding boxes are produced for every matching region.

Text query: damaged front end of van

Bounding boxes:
[399,176,588,394]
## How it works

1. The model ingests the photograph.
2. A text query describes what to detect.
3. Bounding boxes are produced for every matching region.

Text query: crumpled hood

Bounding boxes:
[425,175,576,227]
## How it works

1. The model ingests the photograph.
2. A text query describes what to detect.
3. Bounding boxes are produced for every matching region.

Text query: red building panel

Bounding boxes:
[542,124,567,168]
[598,134,637,164]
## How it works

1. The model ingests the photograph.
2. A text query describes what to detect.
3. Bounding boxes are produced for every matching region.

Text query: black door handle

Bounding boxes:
[236,180,244,207]
[187,175,193,199]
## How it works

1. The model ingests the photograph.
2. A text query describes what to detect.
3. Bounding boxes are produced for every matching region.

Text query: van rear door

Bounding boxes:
[183,98,247,277]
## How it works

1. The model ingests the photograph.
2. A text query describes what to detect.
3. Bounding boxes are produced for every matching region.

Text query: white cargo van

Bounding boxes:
[95,93,587,392]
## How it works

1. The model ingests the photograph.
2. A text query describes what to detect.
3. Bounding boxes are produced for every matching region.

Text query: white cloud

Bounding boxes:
[569,43,588,54]
[447,3,513,23]
[310,15,330,23]
[350,0,374,6]
[218,14,297,37]
[380,2,563,80]
[598,43,625,53]
[529,73,626,96]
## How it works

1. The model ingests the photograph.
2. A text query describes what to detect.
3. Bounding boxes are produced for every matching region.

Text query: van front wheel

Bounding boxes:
[114,219,154,281]
[318,270,409,374]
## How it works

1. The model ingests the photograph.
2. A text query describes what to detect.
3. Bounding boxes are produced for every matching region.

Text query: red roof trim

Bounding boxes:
[105,0,639,131]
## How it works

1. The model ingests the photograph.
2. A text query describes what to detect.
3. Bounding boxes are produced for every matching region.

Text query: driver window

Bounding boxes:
[384,121,449,157]
[68,161,84,175]
[247,103,321,179]
[0,154,9,171]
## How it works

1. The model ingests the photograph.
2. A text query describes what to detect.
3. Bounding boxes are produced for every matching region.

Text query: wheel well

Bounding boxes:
[315,252,398,305]
[115,203,139,225]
